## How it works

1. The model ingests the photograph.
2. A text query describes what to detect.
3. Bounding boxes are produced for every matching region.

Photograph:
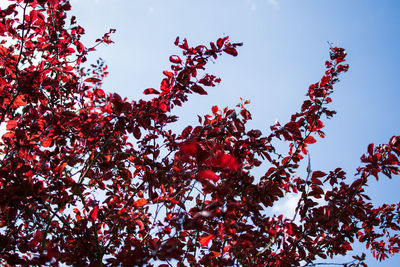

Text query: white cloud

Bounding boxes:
[272,193,300,219]
[0,0,10,8]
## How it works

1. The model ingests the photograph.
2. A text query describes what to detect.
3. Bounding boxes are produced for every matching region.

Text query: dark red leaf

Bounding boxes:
[84,77,101,83]
[217,36,229,48]
[312,171,327,180]
[320,75,330,87]
[342,242,352,251]
[143,88,160,95]
[169,55,182,64]
[133,127,141,139]
[191,84,207,95]
[30,229,43,248]
[48,0,60,6]
[368,143,374,156]
[223,47,238,57]
[77,41,84,53]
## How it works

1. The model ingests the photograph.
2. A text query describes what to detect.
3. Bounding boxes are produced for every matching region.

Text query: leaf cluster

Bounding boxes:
[0,1,399,266]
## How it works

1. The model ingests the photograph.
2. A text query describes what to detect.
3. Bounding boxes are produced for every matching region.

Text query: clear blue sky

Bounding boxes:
[67,0,400,265]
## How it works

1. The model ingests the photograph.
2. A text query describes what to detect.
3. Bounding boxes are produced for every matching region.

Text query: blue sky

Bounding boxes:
[68,0,400,265]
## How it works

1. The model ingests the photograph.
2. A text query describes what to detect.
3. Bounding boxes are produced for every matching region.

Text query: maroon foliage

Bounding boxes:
[0,1,399,266]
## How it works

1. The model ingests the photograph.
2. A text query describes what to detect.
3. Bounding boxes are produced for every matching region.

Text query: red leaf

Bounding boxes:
[320,75,330,87]
[198,170,219,183]
[312,171,327,180]
[143,88,160,95]
[223,245,231,254]
[217,36,229,48]
[42,137,53,148]
[342,242,352,251]
[30,229,43,248]
[310,185,324,196]
[305,136,316,144]
[216,153,240,171]
[390,136,399,147]
[285,121,301,137]
[133,127,141,139]
[56,162,67,173]
[174,36,180,46]
[84,77,101,83]
[179,38,189,50]
[48,0,60,6]
[160,103,168,112]
[136,219,144,231]
[180,142,198,156]
[386,153,398,165]
[46,241,58,259]
[30,10,38,21]
[223,47,238,57]
[368,143,374,156]
[2,131,14,140]
[89,206,98,221]
[163,70,174,78]
[160,79,171,92]
[191,84,207,95]
[200,234,214,247]
[77,42,84,53]
[311,175,323,185]
[169,55,182,64]
[351,178,364,190]
[95,89,105,98]
[12,95,27,108]
[181,126,192,139]
[6,120,17,131]
[134,198,147,207]
[212,105,219,114]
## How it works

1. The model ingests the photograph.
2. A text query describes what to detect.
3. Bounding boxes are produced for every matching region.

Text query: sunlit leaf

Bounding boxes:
[200,234,214,247]
[198,170,219,183]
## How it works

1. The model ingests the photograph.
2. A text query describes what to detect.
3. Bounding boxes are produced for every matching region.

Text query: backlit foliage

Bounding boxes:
[0,1,399,266]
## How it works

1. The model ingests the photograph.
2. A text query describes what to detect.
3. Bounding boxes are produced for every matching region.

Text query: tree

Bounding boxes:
[0,0,399,266]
